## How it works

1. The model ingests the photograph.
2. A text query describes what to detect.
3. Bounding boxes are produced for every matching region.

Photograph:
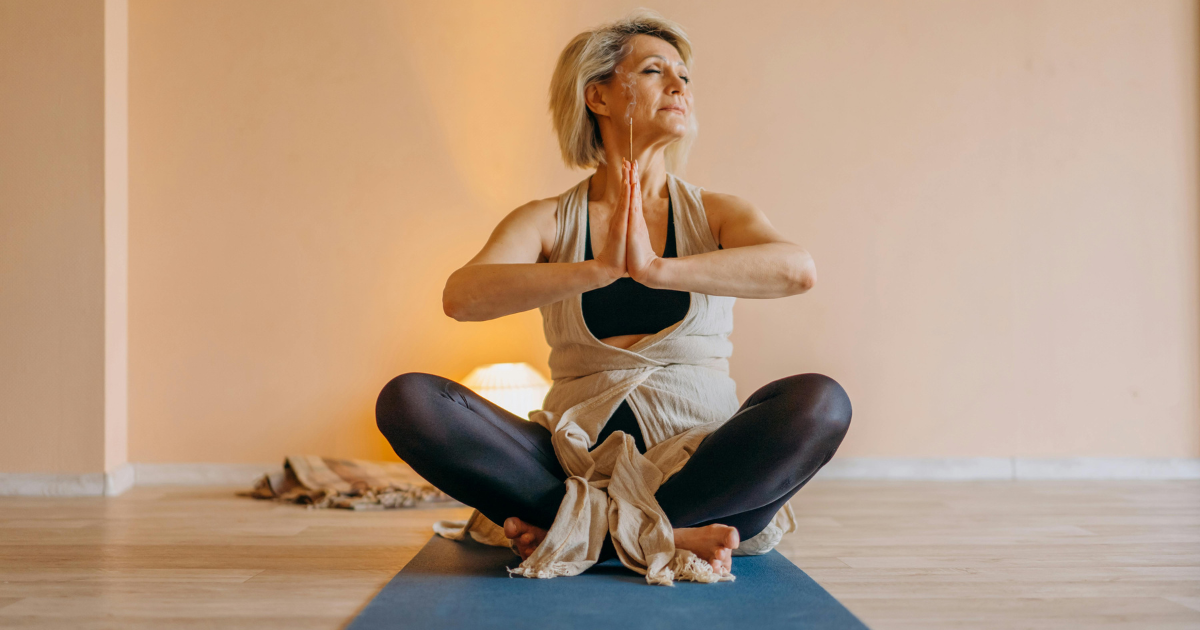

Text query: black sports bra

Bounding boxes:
[582,197,691,339]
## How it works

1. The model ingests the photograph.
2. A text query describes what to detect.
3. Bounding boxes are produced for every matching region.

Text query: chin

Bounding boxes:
[663,129,688,143]
[645,123,688,142]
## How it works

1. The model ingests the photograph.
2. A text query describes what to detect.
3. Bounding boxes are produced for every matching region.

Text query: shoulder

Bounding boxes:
[700,190,757,216]
[505,196,558,262]
[464,196,560,266]
[699,190,761,247]
[508,195,558,225]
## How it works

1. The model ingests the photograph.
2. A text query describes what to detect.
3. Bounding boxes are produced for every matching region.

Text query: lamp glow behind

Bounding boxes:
[461,362,550,420]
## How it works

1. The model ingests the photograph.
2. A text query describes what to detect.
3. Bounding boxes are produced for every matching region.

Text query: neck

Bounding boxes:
[589,146,669,206]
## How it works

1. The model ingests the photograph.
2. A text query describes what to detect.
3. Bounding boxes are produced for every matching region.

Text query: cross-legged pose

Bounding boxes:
[376,10,851,583]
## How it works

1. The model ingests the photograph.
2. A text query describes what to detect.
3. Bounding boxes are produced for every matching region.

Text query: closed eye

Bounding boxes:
[643,68,690,84]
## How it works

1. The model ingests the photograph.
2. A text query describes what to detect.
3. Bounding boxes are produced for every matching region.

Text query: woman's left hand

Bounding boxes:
[625,160,660,285]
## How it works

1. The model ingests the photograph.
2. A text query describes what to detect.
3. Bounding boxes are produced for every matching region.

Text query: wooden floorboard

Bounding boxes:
[0,480,1197,629]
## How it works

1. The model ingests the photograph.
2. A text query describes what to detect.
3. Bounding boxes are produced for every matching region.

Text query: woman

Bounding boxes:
[375,10,851,585]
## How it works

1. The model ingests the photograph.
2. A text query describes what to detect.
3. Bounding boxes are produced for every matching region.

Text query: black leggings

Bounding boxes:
[375,372,851,562]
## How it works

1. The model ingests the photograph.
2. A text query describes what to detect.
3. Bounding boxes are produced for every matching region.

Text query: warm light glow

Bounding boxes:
[461,362,550,420]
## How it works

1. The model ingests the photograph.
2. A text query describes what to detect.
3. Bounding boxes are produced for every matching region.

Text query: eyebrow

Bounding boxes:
[640,54,686,67]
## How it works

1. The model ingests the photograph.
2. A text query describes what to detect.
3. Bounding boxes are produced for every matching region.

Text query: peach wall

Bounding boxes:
[128,0,1200,464]
[0,0,107,473]
[105,0,129,473]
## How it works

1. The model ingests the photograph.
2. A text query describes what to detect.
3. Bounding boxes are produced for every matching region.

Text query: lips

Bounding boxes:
[659,106,686,114]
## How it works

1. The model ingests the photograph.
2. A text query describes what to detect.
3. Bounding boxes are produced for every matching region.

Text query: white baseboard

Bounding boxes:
[817,457,1015,480]
[815,457,1200,480]
[1012,457,1200,479]
[2,458,1197,496]
[0,462,274,497]
[0,463,135,497]
[132,462,279,486]
[105,463,136,495]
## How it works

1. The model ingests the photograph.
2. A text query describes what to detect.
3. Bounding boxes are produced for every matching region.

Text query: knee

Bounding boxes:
[770,373,852,444]
[375,372,444,443]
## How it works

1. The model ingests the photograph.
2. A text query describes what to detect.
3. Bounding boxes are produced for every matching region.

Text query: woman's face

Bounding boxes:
[607,34,693,143]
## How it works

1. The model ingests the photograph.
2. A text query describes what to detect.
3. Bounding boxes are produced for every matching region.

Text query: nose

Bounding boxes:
[666,71,686,94]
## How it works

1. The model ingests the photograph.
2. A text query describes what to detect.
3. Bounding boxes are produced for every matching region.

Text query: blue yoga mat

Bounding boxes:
[347,534,870,630]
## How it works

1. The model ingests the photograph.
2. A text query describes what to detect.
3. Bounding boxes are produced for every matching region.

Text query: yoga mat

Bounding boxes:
[347,535,870,630]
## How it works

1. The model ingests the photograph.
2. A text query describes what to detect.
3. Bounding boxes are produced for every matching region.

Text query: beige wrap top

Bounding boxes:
[433,173,797,586]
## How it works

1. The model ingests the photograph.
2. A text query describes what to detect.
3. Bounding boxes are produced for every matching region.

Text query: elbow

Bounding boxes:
[784,251,816,295]
[442,295,465,321]
[443,294,481,322]
[444,296,482,322]
[442,276,471,321]
[443,272,497,322]
[444,287,494,322]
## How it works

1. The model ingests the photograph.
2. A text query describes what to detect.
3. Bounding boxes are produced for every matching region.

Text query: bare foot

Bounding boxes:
[503,516,547,560]
[673,524,740,574]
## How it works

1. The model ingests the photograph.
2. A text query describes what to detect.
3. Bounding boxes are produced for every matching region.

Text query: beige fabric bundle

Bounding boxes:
[434,174,797,586]
[241,455,454,510]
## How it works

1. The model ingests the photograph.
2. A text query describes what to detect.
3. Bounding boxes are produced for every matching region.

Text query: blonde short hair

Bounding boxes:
[549,9,697,172]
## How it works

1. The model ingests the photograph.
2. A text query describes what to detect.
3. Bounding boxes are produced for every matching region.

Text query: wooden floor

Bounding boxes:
[0,480,1197,629]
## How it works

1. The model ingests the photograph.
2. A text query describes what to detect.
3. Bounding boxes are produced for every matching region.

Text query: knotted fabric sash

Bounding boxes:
[433,174,797,585]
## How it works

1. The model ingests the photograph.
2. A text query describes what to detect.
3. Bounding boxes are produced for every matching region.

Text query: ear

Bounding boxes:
[584,82,611,118]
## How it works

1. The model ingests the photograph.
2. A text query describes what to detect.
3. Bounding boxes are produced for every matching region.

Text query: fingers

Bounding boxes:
[613,159,630,240]
[619,158,627,197]
[633,159,639,198]
[630,160,638,213]
[624,157,633,213]
[630,160,641,223]
[617,158,638,208]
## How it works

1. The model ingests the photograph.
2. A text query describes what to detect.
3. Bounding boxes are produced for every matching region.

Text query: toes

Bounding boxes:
[714,545,732,573]
[507,517,532,537]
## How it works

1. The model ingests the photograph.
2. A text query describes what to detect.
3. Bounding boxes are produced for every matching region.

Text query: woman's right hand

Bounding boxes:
[594,159,633,282]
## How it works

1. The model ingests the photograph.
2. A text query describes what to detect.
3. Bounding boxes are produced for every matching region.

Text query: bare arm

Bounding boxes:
[631,191,816,298]
[443,183,637,322]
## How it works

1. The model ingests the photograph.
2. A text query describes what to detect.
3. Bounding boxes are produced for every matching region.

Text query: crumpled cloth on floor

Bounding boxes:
[239,454,459,511]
